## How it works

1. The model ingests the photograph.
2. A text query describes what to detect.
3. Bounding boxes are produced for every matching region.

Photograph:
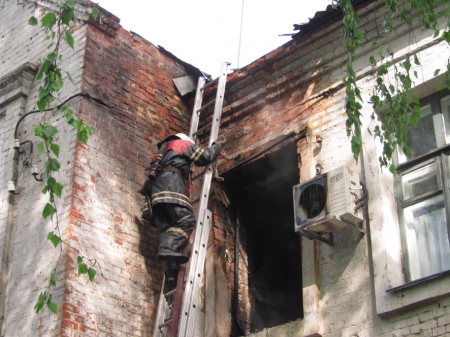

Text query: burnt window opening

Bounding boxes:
[225,142,303,334]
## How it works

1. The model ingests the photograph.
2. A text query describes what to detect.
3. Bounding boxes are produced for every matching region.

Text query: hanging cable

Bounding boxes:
[14,92,132,139]
[236,0,245,69]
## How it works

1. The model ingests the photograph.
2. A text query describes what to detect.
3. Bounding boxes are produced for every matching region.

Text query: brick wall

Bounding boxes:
[0,2,193,336]
[201,1,450,336]
[3,1,450,336]
[0,2,87,335]
[59,21,193,336]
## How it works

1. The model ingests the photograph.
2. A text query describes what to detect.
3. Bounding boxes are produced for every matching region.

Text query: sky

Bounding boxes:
[100,0,332,78]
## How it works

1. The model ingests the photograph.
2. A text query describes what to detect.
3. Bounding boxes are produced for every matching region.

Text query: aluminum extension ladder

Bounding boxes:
[153,62,230,337]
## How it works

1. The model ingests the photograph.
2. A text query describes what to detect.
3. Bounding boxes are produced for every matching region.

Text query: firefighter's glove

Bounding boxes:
[213,135,226,151]
[216,135,226,145]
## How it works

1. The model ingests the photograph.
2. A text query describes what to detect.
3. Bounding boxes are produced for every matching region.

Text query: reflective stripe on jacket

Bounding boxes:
[150,139,221,209]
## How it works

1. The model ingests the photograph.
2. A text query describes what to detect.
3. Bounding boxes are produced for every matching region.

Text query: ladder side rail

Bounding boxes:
[177,206,207,335]
[178,62,229,337]
[153,275,170,337]
[185,210,212,337]
[170,253,188,336]
[177,208,212,336]
[189,76,206,141]
[208,62,229,146]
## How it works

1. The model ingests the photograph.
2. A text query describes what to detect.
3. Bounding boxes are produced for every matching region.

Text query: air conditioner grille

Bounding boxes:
[299,183,326,219]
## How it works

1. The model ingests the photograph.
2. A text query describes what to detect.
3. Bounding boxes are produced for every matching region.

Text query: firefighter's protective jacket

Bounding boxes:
[150,138,221,209]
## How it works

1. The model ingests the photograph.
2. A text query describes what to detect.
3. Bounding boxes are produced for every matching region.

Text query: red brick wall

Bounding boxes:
[60,21,192,336]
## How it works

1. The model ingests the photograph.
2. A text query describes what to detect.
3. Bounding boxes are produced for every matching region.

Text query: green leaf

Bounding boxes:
[377,45,384,54]
[443,31,450,43]
[91,7,99,21]
[50,143,60,157]
[47,231,61,248]
[47,301,58,315]
[402,59,411,71]
[434,69,441,76]
[34,124,43,138]
[43,124,57,139]
[42,203,56,219]
[412,96,420,105]
[34,292,47,314]
[434,30,440,38]
[78,262,88,275]
[38,142,45,153]
[77,256,83,264]
[47,176,56,188]
[37,97,48,112]
[410,112,420,126]
[88,268,96,282]
[51,77,63,92]
[47,52,58,63]
[28,16,38,26]
[41,13,56,28]
[49,273,56,287]
[389,164,396,175]
[64,30,74,49]
[414,54,420,65]
[37,61,51,81]
[77,124,93,144]
[53,182,63,198]
[61,8,74,25]
[46,158,61,173]
[437,80,444,91]
[66,72,75,86]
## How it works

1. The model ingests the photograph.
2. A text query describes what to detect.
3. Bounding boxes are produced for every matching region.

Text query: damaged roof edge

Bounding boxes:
[94,1,207,80]
[292,0,375,37]
[230,0,375,79]
[158,45,211,80]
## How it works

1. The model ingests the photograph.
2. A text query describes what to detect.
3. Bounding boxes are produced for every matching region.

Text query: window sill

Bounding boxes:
[386,269,450,293]
[397,143,450,171]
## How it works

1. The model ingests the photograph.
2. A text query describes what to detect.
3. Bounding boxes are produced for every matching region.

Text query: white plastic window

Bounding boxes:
[397,92,450,282]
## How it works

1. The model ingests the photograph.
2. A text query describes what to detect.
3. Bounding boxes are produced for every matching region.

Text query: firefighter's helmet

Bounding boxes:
[175,133,194,144]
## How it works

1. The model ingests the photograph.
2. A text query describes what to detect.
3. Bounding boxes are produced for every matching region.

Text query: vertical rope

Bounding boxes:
[236,0,245,69]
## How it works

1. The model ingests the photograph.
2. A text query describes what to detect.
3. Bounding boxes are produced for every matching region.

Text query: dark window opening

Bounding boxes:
[225,142,303,333]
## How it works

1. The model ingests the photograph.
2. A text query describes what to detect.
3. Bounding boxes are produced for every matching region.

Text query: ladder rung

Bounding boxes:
[159,318,173,329]
[196,98,216,114]
[200,77,219,91]
[164,288,177,298]
[193,121,212,136]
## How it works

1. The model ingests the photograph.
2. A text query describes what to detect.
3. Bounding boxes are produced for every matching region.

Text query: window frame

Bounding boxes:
[394,89,450,284]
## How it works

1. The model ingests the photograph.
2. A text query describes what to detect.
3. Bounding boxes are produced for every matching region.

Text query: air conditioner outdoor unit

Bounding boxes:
[293,166,363,234]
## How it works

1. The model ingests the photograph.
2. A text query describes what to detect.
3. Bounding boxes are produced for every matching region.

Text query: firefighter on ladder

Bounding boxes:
[140,133,223,288]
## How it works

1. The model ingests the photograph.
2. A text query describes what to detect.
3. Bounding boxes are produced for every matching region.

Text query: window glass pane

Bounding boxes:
[401,162,438,200]
[402,194,450,281]
[399,105,437,163]
[441,95,450,143]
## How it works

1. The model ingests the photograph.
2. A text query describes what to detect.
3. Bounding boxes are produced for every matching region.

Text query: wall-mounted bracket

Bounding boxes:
[299,229,333,246]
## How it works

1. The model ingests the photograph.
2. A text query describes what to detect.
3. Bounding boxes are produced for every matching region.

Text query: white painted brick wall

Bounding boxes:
[0,2,87,336]
[220,1,450,337]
